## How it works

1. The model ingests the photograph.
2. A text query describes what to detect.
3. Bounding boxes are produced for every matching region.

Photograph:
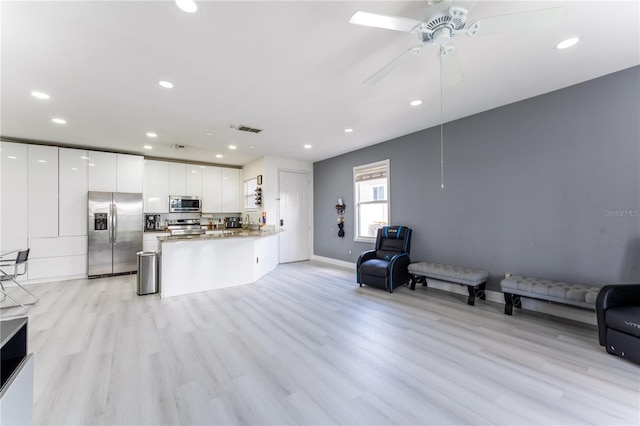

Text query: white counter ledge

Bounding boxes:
[158,231,279,298]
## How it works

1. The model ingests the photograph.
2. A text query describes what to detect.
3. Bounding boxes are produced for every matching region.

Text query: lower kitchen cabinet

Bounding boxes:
[27,236,87,280]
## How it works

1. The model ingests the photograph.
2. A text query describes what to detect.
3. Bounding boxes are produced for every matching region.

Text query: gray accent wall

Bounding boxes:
[314,66,640,290]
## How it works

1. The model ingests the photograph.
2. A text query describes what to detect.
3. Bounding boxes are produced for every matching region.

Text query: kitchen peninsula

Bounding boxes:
[158,229,278,298]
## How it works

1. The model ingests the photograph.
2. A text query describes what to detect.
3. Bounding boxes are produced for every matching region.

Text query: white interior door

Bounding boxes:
[279,170,310,263]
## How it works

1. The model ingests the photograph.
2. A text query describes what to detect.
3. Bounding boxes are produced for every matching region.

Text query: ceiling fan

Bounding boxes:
[349,0,567,86]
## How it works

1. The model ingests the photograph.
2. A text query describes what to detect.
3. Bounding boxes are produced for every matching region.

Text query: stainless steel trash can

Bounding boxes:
[137,251,158,295]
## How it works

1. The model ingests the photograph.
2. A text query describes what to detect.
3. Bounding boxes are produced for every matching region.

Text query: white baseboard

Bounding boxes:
[311,255,356,270]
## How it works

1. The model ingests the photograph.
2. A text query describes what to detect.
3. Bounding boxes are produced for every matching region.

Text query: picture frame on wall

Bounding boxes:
[257,175,262,185]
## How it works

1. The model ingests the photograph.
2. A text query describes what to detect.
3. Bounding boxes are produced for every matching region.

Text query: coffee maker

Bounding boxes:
[145,214,162,231]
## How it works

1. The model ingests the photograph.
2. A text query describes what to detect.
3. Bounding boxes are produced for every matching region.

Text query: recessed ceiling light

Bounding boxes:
[175,0,197,13]
[71,167,78,171]
[51,118,66,124]
[216,154,223,158]
[248,145,256,149]
[7,156,17,160]
[228,145,237,150]
[344,128,354,133]
[410,99,423,106]
[31,91,50,100]
[204,131,213,136]
[304,144,312,149]
[144,145,153,150]
[199,166,205,169]
[158,80,174,89]
[38,160,47,163]
[556,37,579,49]
[146,132,157,138]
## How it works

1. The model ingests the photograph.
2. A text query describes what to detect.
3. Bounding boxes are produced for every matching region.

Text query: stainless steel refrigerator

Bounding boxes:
[88,191,143,277]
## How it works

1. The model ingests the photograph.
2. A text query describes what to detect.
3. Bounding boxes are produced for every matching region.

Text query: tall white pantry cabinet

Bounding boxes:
[0,142,144,282]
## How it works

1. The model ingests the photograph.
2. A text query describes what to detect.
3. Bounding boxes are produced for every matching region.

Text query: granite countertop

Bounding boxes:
[158,229,279,243]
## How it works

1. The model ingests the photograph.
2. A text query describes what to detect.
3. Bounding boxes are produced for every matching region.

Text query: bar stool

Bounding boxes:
[0,249,38,316]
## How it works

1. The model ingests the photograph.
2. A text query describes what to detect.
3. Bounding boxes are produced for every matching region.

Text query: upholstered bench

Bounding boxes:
[501,274,599,315]
[408,262,490,306]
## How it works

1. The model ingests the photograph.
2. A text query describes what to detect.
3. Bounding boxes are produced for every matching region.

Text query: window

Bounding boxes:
[354,160,389,242]
[244,177,258,210]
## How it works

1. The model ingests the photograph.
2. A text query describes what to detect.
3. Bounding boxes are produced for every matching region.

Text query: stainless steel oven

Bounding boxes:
[169,195,201,213]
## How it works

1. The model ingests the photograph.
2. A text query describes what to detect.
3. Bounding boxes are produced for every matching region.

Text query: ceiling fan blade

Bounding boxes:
[363,46,422,86]
[349,10,423,33]
[468,7,567,36]
[440,45,464,86]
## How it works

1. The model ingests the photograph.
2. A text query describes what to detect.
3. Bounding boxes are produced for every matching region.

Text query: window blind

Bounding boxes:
[354,162,388,182]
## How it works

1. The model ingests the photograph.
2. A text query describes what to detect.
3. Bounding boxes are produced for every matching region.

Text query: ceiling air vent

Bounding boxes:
[231,124,263,134]
[171,144,190,150]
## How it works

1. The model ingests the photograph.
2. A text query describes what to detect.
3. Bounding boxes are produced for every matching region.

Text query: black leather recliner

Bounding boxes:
[596,284,640,364]
[356,226,412,293]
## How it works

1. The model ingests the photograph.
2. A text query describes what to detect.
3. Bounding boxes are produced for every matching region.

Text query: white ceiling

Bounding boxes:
[2,1,639,166]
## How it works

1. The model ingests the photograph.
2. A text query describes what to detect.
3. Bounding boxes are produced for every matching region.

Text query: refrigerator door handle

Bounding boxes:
[108,202,115,244]
[112,203,118,243]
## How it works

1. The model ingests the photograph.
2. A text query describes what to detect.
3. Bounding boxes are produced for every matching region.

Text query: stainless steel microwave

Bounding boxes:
[169,195,202,213]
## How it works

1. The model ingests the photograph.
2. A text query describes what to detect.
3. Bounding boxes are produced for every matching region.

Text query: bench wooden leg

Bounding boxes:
[504,292,521,315]
[467,285,476,306]
[409,275,427,291]
[467,283,487,306]
[478,283,486,300]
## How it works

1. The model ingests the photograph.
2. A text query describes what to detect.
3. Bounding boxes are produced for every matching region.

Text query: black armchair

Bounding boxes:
[356,226,412,293]
[596,284,640,364]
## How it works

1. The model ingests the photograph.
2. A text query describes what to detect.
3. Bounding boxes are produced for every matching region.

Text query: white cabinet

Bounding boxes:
[186,164,203,197]
[117,154,143,193]
[28,145,58,238]
[87,151,116,192]
[88,151,143,193]
[169,163,186,195]
[143,160,170,213]
[221,168,241,212]
[27,236,87,279]
[143,232,169,252]
[59,148,88,236]
[0,142,28,252]
[202,166,222,213]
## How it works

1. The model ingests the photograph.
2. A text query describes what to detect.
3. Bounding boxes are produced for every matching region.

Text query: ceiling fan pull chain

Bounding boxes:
[440,45,445,190]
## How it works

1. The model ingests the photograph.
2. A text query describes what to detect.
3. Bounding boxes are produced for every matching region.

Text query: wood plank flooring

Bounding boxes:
[6,261,639,425]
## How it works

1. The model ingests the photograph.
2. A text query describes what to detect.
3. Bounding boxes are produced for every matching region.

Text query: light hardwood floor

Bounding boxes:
[6,261,640,425]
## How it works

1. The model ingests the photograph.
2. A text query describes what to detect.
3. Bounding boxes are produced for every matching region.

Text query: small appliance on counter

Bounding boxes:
[145,214,162,231]
[167,219,204,236]
[224,217,242,229]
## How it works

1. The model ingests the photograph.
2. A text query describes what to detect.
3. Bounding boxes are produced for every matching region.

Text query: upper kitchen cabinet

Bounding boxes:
[221,168,241,212]
[59,148,88,236]
[186,164,203,197]
[87,151,116,192]
[202,166,222,213]
[28,145,58,238]
[87,151,143,193]
[169,162,186,195]
[143,160,170,213]
[0,142,28,252]
[116,154,143,193]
